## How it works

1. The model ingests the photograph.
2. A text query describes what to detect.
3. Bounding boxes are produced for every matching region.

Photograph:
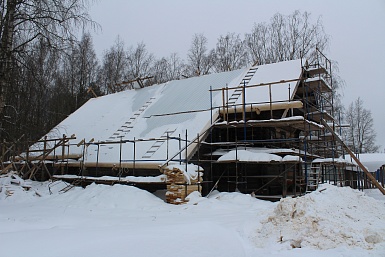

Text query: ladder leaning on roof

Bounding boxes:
[227,67,258,105]
[320,119,385,195]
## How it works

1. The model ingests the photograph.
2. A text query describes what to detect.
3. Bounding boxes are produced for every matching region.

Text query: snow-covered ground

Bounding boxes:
[1,172,384,257]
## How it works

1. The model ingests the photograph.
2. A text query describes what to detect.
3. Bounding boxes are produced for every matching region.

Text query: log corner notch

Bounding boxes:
[321,119,385,195]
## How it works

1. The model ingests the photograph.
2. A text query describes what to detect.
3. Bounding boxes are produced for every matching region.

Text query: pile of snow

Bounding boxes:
[254,183,385,250]
[1,172,385,257]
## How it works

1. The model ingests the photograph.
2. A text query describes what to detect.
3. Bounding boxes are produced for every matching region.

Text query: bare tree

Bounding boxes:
[100,36,128,93]
[0,0,97,116]
[166,52,186,81]
[151,57,169,84]
[344,97,379,153]
[213,32,247,72]
[126,42,154,81]
[66,33,99,108]
[151,53,186,84]
[245,10,329,65]
[244,23,270,66]
[187,33,214,76]
[4,39,61,140]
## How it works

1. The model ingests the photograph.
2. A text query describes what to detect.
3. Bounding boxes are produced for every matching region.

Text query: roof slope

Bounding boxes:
[32,59,304,165]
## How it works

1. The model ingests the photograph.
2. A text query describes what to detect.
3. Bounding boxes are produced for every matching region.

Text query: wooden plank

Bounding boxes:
[0,163,13,175]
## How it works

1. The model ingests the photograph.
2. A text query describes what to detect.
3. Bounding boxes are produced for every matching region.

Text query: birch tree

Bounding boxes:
[187,33,214,76]
[245,10,329,65]
[344,97,379,153]
[213,32,247,72]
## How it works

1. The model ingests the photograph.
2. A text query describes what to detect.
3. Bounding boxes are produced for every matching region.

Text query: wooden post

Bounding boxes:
[222,88,225,120]
[269,84,273,119]
[119,137,122,179]
[242,81,245,122]
[293,164,297,196]
[61,135,65,175]
[225,86,229,122]
[283,164,287,198]
[133,138,136,176]
[197,133,200,193]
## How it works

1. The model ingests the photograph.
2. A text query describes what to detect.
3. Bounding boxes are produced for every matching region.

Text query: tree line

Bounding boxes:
[0,1,378,153]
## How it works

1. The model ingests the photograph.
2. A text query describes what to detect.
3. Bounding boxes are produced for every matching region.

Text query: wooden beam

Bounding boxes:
[321,119,385,195]
[87,87,98,98]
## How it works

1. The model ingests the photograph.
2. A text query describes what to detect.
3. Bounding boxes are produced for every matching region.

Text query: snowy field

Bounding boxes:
[1,172,384,257]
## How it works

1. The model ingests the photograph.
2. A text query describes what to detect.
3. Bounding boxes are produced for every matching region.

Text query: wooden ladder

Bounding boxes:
[142,128,177,158]
[227,67,258,105]
[108,97,156,141]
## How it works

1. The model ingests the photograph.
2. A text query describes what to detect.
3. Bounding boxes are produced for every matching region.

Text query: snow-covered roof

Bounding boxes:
[236,59,303,105]
[312,157,354,165]
[216,148,303,163]
[30,59,304,165]
[344,153,385,172]
[218,150,283,163]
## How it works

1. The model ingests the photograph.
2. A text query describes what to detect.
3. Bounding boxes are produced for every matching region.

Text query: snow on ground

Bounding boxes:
[1,172,384,257]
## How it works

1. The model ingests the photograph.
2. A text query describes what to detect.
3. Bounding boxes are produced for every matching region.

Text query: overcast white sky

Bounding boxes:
[89,0,385,151]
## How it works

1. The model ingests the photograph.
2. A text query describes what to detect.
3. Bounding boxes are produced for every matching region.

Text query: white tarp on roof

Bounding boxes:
[236,59,303,105]
[30,59,304,164]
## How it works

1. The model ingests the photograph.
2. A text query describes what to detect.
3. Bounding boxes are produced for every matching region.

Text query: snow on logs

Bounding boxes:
[163,164,203,204]
[220,101,303,115]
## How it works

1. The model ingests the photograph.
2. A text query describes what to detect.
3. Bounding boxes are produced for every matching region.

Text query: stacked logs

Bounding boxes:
[163,166,202,204]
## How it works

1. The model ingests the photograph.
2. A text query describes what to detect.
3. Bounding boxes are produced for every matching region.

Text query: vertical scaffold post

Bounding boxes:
[133,137,136,176]
[185,130,188,173]
[197,133,201,193]
[96,143,100,177]
[166,132,169,160]
[82,138,86,177]
[269,84,273,119]
[243,80,246,141]
[210,86,213,125]
[222,88,225,121]
[225,85,229,123]
[119,137,122,180]
[179,134,181,165]
[60,135,64,175]
[235,130,238,192]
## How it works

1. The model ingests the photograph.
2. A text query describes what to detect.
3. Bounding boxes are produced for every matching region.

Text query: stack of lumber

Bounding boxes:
[164,167,186,184]
[166,184,200,204]
[163,166,202,204]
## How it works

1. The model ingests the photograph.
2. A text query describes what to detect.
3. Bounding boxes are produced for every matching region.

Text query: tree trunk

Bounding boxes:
[0,0,17,115]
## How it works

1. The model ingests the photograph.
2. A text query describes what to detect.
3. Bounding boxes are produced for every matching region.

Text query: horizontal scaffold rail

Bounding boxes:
[210,78,302,92]
[220,101,303,115]
[214,116,324,131]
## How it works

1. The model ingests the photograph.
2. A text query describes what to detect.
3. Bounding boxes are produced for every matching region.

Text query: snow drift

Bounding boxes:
[254,183,385,250]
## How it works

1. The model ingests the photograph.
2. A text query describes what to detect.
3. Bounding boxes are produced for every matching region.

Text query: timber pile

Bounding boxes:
[0,172,33,198]
[163,166,202,204]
